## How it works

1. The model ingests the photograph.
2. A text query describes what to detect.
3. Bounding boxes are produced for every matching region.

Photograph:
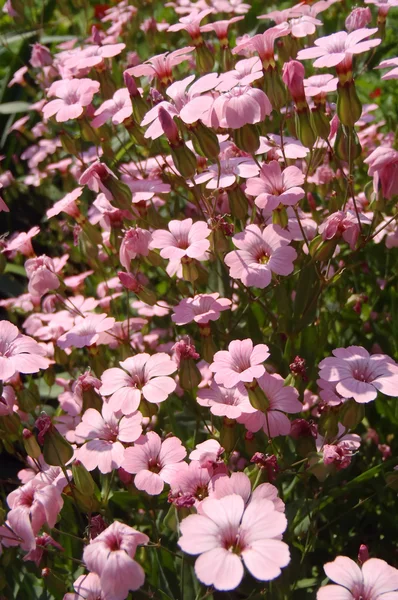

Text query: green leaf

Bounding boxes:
[0,101,30,114]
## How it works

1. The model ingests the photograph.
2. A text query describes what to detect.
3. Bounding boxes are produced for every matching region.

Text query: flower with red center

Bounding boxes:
[189,439,224,469]
[178,493,290,591]
[100,352,177,415]
[318,345,398,403]
[232,23,290,64]
[119,227,152,270]
[83,521,149,600]
[318,210,370,249]
[172,293,232,325]
[167,8,214,40]
[46,187,82,220]
[57,314,116,350]
[169,460,216,507]
[364,146,398,200]
[123,431,187,495]
[297,29,381,72]
[125,47,194,84]
[209,338,270,389]
[317,555,398,600]
[42,78,100,122]
[75,403,142,473]
[197,380,255,419]
[246,160,305,211]
[91,88,133,128]
[150,218,211,277]
[25,255,60,297]
[237,373,302,437]
[211,471,285,512]
[0,320,50,382]
[209,85,272,129]
[7,479,63,536]
[224,224,297,289]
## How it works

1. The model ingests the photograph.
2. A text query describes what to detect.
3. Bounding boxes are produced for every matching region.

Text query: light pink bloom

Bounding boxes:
[0,508,36,552]
[46,187,82,219]
[123,431,187,495]
[4,226,39,257]
[318,210,370,249]
[318,346,398,403]
[319,432,361,471]
[167,8,214,38]
[57,314,116,350]
[79,160,117,201]
[126,47,194,83]
[210,86,272,129]
[232,24,290,63]
[317,556,398,600]
[194,157,259,189]
[189,439,224,468]
[373,216,398,248]
[23,533,63,567]
[172,293,232,325]
[238,373,302,437]
[297,29,381,69]
[224,224,297,289]
[100,353,177,414]
[377,56,398,80]
[212,471,285,512]
[197,380,255,419]
[8,66,28,87]
[364,146,398,200]
[64,43,125,72]
[83,521,148,600]
[119,227,152,270]
[365,0,398,17]
[246,161,305,211]
[43,78,100,122]
[169,460,216,507]
[209,339,270,388]
[217,57,263,92]
[0,321,50,381]
[178,493,290,590]
[91,88,133,128]
[75,404,142,473]
[150,218,211,277]
[64,573,105,600]
[25,255,60,296]
[304,74,338,97]
[200,16,244,39]
[257,133,310,159]
[7,479,63,535]
[346,7,372,32]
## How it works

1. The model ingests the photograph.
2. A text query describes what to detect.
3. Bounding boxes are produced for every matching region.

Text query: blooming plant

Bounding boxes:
[0,0,398,598]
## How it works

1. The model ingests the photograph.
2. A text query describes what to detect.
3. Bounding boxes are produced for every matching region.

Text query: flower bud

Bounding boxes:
[345,8,372,32]
[311,107,330,140]
[247,382,270,412]
[337,81,362,127]
[191,121,220,160]
[282,60,306,107]
[358,544,370,565]
[170,143,198,179]
[295,109,317,149]
[196,44,215,73]
[72,460,96,496]
[339,399,365,429]
[272,206,289,228]
[233,123,260,154]
[334,124,362,162]
[220,418,236,453]
[227,185,248,220]
[23,429,41,459]
[36,415,74,467]
[264,67,287,111]
[158,107,180,144]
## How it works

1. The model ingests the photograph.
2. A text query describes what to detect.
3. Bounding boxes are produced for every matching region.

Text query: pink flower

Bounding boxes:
[25,255,60,296]
[123,431,187,495]
[64,573,105,600]
[169,460,215,507]
[224,224,297,289]
[210,86,272,129]
[0,321,50,382]
[200,16,244,40]
[4,226,39,257]
[318,210,370,249]
[126,47,194,83]
[318,346,398,403]
[178,493,290,591]
[212,471,285,513]
[377,56,398,80]
[57,314,116,350]
[189,439,224,468]
[317,556,398,600]
[172,293,232,325]
[8,66,28,87]
[100,353,177,414]
[194,157,259,189]
[237,373,302,437]
[209,339,270,388]
[7,479,63,535]
[91,88,133,128]
[345,7,372,32]
[217,57,263,92]
[83,521,149,600]
[304,74,338,98]
[63,43,125,73]
[232,24,290,63]
[246,161,305,211]
[42,78,100,122]
[79,160,117,201]
[297,29,381,69]
[321,435,360,470]
[46,187,82,219]
[364,146,398,200]
[150,218,211,277]
[197,380,255,419]
[167,8,214,39]
[119,227,152,270]
[75,404,142,473]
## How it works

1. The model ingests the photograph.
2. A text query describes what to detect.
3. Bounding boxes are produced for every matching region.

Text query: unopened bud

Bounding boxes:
[337,81,362,127]
[191,121,220,160]
[196,44,215,73]
[158,107,179,144]
[72,460,96,496]
[170,143,197,178]
[233,123,260,154]
[220,418,236,452]
[334,124,362,162]
[358,544,370,565]
[295,109,317,149]
[247,382,270,412]
[227,185,248,220]
[23,428,41,459]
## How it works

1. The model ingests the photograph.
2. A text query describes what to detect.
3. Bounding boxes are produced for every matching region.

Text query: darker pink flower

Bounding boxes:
[79,160,118,201]
[178,493,290,591]
[75,404,142,473]
[209,339,270,388]
[238,373,302,437]
[119,227,152,270]
[167,8,214,39]
[200,16,244,40]
[210,86,272,129]
[232,24,290,64]
[197,380,255,419]
[317,556,398,600]
[224,224,297,289]
[123,431,187,495]
[57,314,116,350]
[0,321,50,382]
[318,346,398,403]
[172,293,232,325]
[318,210,370,249]
[43,78,100,122]
[83,521,148,600]
[91,88,133,128]
[364,146,398,200]
[126,47,194,84]
[246,161,305,210]
[25,255,60,296]
[100,353,177,414]
[7,479,63,535]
